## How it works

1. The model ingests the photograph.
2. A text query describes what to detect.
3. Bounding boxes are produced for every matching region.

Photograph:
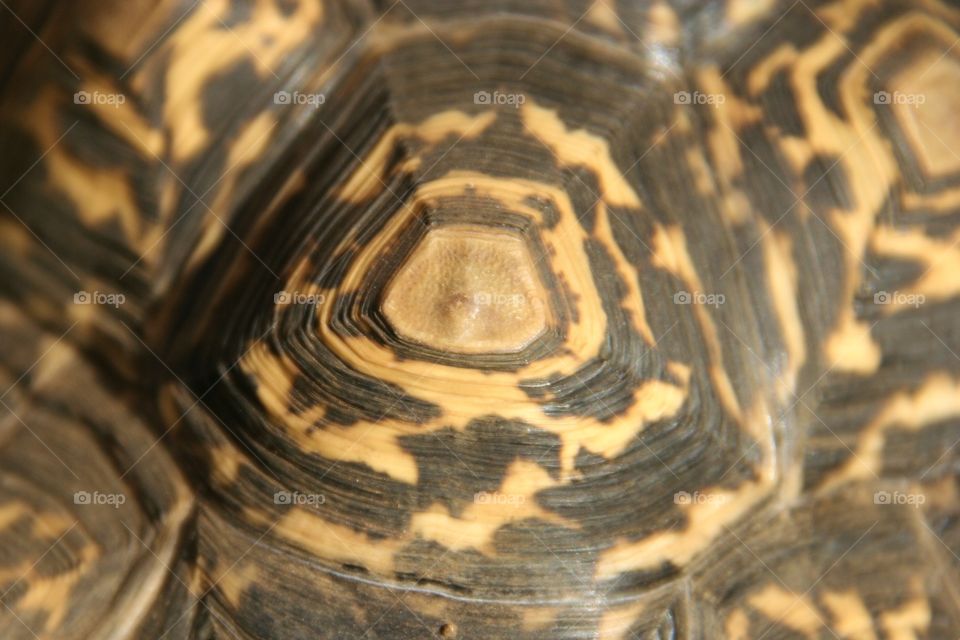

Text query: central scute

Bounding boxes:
[381,224,549,354]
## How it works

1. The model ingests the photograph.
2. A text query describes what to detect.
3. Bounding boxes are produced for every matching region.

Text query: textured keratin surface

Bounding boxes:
[1,0,960,638]
[382,225,551,354]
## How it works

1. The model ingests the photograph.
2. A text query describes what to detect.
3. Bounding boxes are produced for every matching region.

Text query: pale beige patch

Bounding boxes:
[887,51,960,178]
[726,0,777,28]
[821,589,878,640]
[520,606,561,632]
[748,584,825,638]
[521,100,641,208]
[880,578,930,640]
[651,225,743,422]
[584,0,623,36]
[823,314,881,375]
[382,225,550,354]
[598,598,646,639]
[762,227,806,402]
[264,507,402,575]
[595,476,771,578]
[215,562,259,608]
[647,1,680,48]
[337,111,497,203]
[725,608,751,640]
[408,460,571,554]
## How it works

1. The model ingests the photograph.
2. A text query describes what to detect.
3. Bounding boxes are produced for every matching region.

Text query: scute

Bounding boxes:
[381,224,551,355]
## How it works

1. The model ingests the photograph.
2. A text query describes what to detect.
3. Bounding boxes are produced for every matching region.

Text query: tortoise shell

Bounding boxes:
[1,0,960,638]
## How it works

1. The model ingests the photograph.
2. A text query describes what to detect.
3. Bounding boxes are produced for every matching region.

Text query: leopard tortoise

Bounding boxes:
[1,0,960,638]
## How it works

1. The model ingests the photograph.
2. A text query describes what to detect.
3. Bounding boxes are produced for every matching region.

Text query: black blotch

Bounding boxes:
[385,137,407,179]
[525,358,645,422]
[320,403,359,427]
[236,583,335,639]
[0,124,44,195]
[573,446,608,473]
[518,371,564,402]
[315,248,357,289]
[93,215,134,252]
[490,520,601,586]
[602,563,681,592]
[398,417,561,516]
[556,273,580,323]
[802,153,853,212]
[66,109,140,170]
[200,58,261,133]
[276,0,298,17]
[860,250,924,306]
[521,237,660,421]
[882,417,960,478]
[764,69,806,138]
[340,563,369,574]
[733,123,796,227]
[566,167,602,233]
[328,289,363,337]
[216,0,253,28]
[524,194,560,229]
[282,359,440,429]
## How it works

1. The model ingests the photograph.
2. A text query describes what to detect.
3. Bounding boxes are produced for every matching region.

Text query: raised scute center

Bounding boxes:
[888,50,960,177]
[382,225,549,354]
